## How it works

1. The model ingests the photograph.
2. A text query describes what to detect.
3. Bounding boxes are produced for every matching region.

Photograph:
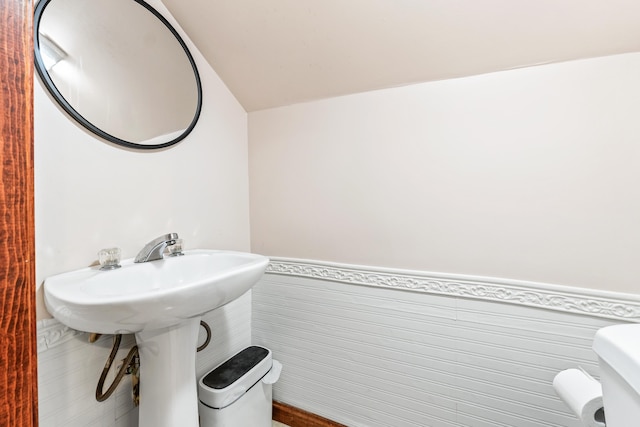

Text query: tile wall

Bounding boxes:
[252,259,639,427]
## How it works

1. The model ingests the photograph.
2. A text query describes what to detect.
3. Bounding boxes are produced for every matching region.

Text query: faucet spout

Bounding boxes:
[134,233,179,263]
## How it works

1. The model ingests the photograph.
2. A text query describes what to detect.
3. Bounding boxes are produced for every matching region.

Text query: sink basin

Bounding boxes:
[44,249,269,334]
[44,248,269,427]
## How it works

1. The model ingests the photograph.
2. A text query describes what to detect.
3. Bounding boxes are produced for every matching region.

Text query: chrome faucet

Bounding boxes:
[134,233,179,263]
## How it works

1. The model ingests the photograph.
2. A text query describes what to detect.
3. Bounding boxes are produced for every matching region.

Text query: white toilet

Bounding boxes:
[593,324,640,427]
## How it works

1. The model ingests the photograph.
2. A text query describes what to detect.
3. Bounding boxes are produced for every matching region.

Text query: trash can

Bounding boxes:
[198,346,282,427]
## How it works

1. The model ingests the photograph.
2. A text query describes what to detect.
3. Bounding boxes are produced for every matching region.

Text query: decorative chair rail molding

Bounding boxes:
[37,318,83,353]
[266,258,640,322]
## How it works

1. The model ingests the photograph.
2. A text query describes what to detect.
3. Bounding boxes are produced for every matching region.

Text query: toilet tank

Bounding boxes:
[593,324,640,427]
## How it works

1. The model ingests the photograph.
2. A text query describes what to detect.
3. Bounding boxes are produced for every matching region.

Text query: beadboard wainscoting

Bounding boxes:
[253,259,640,427]
[37,291,252,427]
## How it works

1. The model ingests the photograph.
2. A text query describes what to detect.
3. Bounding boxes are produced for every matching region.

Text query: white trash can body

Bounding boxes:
[198,346,281,427]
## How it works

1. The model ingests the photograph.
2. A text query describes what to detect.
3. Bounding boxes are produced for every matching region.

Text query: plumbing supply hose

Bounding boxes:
[198,320,211,352]
[96,334,138,402]
[95,321,211,402]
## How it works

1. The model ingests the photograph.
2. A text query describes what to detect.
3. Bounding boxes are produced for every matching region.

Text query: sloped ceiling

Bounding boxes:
[163,0,640,112]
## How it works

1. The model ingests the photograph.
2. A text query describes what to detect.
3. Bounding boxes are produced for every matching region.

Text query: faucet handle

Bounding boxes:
[98,247,121,270]
[167,238,184,256]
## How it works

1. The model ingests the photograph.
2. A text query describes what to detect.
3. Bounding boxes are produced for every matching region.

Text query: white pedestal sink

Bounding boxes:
[44,249,269,427]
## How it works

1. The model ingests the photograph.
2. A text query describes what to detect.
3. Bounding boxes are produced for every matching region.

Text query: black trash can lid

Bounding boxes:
[199,346,272,409]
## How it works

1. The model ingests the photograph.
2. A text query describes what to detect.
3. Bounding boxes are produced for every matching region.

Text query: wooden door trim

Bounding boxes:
[0,0,38,425]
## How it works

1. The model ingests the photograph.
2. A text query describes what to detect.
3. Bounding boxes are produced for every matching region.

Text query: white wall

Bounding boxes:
[35,2,253,426]
[249,53,640,294]
[35,0,250,319]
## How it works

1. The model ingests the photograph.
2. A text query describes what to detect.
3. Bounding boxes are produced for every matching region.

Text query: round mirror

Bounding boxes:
[34,0,202,149]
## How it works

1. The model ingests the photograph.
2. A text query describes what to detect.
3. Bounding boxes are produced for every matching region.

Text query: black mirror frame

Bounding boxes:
[33,0,203,150]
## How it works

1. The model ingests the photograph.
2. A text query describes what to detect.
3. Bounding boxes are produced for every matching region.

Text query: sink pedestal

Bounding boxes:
[136,317,201,427]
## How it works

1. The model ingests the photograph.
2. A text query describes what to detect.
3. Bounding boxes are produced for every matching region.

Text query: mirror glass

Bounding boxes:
[34,0,202,149]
